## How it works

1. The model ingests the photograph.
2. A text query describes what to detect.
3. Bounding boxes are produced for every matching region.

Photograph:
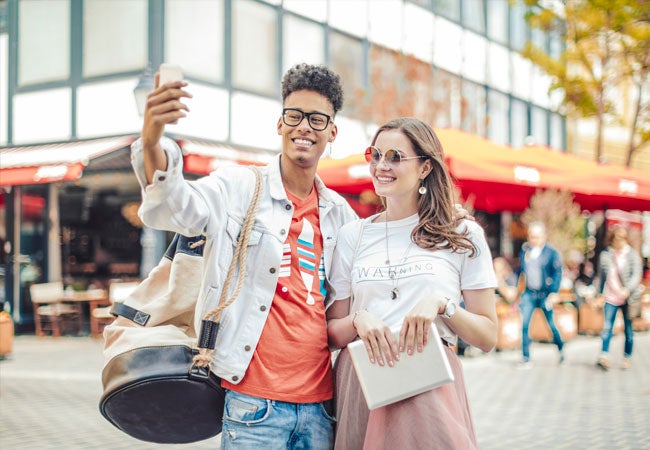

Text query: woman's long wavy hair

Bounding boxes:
[371,117,476,256]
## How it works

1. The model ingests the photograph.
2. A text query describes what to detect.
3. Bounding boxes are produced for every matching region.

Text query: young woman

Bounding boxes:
[596,225,643,370]
[326,117,498,449]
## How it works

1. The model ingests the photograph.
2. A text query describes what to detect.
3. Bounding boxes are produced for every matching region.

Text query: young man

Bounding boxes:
[517,222,564,367]
[132,63,357,448]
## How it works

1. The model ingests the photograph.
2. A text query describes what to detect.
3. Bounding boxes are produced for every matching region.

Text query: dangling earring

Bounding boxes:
[328,141,333,157]
[418,181,427,195]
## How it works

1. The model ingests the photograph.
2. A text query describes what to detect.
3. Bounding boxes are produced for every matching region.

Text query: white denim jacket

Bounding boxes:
[131,136,358,384]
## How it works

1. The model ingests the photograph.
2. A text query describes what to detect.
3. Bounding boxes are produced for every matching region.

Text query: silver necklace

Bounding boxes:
[384,212,414,300]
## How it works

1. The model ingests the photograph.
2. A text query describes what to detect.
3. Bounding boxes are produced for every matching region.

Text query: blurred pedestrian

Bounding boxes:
[494,256,519,304]
[326,117,497,449]
[132,62,357,449]
[596,225,643,370]
[517,222,564,367]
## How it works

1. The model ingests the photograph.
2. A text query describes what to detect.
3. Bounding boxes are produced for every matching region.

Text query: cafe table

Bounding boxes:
[62,288,109,335]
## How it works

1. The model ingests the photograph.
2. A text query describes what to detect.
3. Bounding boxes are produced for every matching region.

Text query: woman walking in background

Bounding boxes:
[596,225,643,370]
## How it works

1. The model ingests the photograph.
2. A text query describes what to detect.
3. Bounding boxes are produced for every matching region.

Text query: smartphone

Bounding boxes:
[158,63,183,86]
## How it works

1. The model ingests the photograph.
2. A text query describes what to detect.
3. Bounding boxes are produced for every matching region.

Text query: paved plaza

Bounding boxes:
[1,331,648,449]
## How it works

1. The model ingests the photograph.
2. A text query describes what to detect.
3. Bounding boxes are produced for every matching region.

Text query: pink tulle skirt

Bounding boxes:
[333,345,477,450]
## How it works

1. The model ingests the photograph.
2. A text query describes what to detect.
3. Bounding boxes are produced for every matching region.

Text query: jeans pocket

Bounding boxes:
[318,400,337,423]
[223,391,272,425]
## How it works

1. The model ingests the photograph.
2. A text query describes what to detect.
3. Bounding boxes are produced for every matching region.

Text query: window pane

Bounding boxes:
[1,33,7,144]
[232,1,277,95]
[510,99,528,148]
[531,67,551,108]
[511,54,531,100]
[404,3,434,63]
[83,0,147,78]
[531,27,547,51]
[331,115,368,158]
[461,31,486,84]
[433,0,460,21]
[487,0,508,44]
[77,78,141,138]
[18,0,69,85]
[550,113,564,150]
[329,32,364,112]
[510,2,527,51]
[487,89,509,145]
[432,68,460,129]
[487,42,510,92]
[368,0,402,51]
[328,0,367,38]
[549,31,562,59]
[167,83,229,141]
[433,17,462,74]
[283,0,326,23]
[283,15,324,73]
[462,0,485,34]
[531,106,548,146]
[13,88,71,144]
[165,0,224,83]
[0,1,7,30]
[231,92,281,149]
[461,80,486,136]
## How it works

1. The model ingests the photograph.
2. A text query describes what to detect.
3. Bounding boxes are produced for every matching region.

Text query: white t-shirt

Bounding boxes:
[327,213,497,345]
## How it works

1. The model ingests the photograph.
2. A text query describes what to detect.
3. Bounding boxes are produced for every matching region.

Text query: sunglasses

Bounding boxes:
[364,146,426,168]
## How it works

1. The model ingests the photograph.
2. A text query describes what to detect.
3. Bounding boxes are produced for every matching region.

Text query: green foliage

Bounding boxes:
[520,0,650,165]
[521,189,586,261]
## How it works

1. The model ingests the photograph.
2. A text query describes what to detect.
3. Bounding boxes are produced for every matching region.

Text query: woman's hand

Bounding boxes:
[400,297,446,355]
[353,310,400,367]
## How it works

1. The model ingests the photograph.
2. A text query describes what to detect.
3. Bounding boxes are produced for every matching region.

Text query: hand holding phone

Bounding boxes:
[158,63,183,86]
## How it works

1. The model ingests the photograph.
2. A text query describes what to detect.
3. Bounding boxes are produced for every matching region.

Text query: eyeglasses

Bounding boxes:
[364,146,426,168]
[282,108,332,131]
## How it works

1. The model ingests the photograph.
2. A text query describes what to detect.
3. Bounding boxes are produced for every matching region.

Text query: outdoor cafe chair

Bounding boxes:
[90,280,140,338]
[29,281,81,337]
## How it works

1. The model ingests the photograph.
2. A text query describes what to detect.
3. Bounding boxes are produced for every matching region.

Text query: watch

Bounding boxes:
[441,299,457,319]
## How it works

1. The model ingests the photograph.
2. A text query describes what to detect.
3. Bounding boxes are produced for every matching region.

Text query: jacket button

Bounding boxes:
[244,345,251,351]
[280,229,286,235]
[232,376,239,382]
[260,305,267,311]
[270,267,276,274]
[285,204,292,210]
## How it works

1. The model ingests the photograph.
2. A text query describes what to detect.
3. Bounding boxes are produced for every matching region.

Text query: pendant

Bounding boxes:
[391,288,399,300]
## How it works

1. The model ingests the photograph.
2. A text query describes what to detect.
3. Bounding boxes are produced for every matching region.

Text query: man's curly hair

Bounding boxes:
[281,63,344,115]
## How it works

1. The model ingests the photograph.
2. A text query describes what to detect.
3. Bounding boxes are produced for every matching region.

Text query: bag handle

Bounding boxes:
[194,167,263,366]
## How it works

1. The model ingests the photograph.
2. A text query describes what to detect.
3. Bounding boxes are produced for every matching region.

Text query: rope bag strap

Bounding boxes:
[194,167,263,366]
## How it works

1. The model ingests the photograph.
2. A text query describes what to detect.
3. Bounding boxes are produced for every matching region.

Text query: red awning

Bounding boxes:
[0,136,136,186]
[521,145,650,212]
[178,139,276,175]
[316,129,650,213]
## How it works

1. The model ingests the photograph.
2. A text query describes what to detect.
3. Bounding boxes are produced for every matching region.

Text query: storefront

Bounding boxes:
[0,135,286,331]
[0,136,160,331]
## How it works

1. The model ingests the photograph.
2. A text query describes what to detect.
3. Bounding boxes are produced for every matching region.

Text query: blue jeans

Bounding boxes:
[601,302,633,357]
[220,390,335,450]
[520,290,564,360]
